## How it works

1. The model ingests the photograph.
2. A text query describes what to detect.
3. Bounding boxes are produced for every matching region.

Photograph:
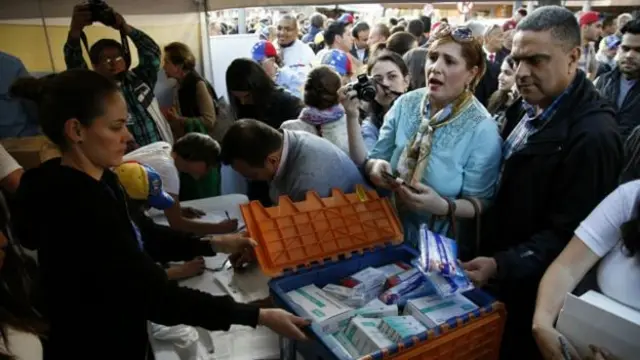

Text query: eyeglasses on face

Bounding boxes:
[100,56,124,66]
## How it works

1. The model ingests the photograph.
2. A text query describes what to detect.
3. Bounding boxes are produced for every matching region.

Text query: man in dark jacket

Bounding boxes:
[464,7,623,360]
[594,18,640,140]
[350,21,371,63]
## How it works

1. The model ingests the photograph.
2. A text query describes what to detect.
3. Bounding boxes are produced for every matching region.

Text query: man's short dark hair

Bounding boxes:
[374,23,391,40]
[325,22,347,46]
[621,18,640,35]
[517,8,528,17]
[352,21,370,38]
[602,15,616,28]
[220,119,283,166]
[310,13,325,29]
[516,5,581,50]
[407,19,424,38]
[172,133,221,167]
[419,16,431,33]
[89,39,123,65]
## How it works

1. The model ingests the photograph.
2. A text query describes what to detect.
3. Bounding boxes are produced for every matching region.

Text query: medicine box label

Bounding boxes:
[406,294,478,328]
[344,317,394,355]
[286,285,353,334]
[379,316,427,342]
[341,267,386,293]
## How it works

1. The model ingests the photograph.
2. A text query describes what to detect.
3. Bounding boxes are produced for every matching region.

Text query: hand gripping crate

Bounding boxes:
[240,185,506,360]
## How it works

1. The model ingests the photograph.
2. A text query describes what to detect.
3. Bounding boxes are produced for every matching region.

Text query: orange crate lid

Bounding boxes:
[240,185,404,277]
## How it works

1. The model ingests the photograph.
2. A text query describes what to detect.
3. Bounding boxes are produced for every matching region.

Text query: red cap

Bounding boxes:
[579,11,600,27]
[251,40,277,62]
[502,19,517,31]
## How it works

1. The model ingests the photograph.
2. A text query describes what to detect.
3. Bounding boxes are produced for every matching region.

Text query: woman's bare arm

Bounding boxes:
[346,113,368,166]
[533,236,600,328]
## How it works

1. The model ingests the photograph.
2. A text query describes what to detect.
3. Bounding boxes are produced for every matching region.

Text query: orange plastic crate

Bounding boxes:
[240,186,506,360]
[240,185,404,277]
[360,304,506,360]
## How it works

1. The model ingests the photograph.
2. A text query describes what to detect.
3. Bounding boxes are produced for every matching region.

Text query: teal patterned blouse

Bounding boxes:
[369,88,503,245]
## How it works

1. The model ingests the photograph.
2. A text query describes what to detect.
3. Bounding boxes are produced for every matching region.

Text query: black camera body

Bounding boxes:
[89,0,116,27]
[348,74,376,102]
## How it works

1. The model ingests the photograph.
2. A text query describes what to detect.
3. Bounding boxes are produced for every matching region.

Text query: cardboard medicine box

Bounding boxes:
[286,284,353,334]
[405,293,479,328]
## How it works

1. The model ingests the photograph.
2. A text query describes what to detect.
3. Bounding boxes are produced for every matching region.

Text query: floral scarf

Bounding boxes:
[397,90,474,184]
[299,104,346,126]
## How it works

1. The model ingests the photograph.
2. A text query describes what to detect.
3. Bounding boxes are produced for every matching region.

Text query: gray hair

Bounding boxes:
[516,5,581,50]
[618,13,633,28]
[464,20,486,38]
[310,13,325,29]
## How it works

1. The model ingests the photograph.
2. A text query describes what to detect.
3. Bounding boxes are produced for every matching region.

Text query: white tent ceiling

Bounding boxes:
[0,0,630,20]
[0,0,512,20]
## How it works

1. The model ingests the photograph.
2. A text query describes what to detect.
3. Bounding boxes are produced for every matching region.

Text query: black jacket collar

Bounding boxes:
[502,70,615,148]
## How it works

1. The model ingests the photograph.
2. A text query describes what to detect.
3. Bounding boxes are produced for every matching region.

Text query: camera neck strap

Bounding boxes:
[373,78,404,97]
[79,28,132,69]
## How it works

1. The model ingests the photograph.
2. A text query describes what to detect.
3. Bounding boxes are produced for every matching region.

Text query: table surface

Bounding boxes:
[150,196,283,360]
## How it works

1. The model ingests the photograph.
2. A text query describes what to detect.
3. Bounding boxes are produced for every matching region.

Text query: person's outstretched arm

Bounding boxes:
[65,4,92,70]
[341,86,368,166]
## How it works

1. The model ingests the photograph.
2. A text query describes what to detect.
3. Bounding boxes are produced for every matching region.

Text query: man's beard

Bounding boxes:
[113,70,127,81]
[620,62,640,79]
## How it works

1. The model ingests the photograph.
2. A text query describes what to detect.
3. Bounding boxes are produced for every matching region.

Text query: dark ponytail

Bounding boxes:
[9,76,49,104]
[621,205,640,257]
[10,69,119,150]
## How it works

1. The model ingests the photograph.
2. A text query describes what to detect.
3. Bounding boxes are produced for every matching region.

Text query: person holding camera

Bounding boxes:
[64,3,172,150]
[363,25,502,247]
[344,51,410,166]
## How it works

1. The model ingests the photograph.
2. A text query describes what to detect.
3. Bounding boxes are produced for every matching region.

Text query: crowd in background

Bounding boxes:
[0,2,639,360]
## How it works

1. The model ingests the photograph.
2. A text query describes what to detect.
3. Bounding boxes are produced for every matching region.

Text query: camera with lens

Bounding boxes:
[88,0,116,27]
[347,74,376,102]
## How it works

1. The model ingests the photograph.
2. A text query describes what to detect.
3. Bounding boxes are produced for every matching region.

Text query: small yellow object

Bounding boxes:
[113,162,149,200]
[356,185,368,202]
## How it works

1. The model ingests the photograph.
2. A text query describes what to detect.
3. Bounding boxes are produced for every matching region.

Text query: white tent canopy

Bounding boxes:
[0,0,513,20]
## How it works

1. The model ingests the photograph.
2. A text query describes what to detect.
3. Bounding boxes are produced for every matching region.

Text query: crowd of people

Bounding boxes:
[0,2,639,360]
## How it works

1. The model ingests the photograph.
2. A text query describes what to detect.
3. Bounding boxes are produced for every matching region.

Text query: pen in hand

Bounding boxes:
[225,211,230,221]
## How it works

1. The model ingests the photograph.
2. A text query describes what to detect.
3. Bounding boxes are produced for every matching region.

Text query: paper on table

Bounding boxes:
[213,266,270,303]
[150,211,230,227]
[211,325,280,360]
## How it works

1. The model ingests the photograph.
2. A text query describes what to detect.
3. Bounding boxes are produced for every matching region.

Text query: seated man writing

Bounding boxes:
[124,139,238,235]
[114,161,255,358]
[114,161,244,279]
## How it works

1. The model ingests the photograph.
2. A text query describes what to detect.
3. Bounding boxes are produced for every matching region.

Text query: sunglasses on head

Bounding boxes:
[432,24,475,43]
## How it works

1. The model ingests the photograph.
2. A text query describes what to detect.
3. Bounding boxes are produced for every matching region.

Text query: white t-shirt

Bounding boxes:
[575,180,640,311]
[0,144,21,182]
[122,142,180,196]
[0,327,42,360]
[279,40,315,76]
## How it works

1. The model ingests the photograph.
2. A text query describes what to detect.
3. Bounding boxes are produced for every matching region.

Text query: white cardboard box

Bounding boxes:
[286,285,353,334]
[404,294,478,328]
[343,317,394,355]
[556,291,640,360]
[378,316,428,342]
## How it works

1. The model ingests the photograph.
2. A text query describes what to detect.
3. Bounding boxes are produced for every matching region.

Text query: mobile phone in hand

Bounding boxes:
[381,172,421,193]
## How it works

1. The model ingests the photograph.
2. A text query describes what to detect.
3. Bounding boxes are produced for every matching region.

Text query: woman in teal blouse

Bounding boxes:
[363,25,503,245]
